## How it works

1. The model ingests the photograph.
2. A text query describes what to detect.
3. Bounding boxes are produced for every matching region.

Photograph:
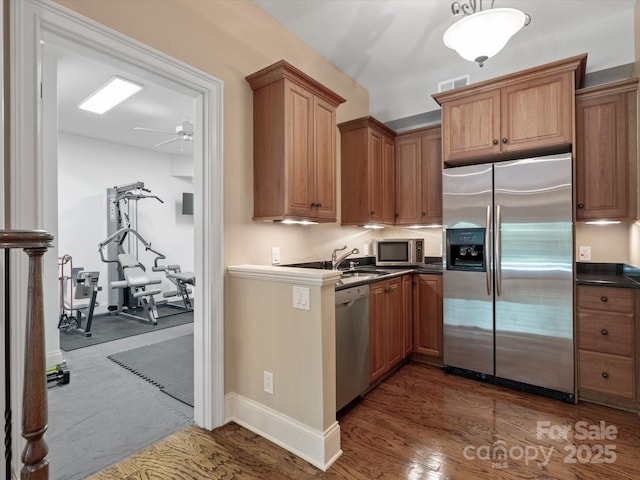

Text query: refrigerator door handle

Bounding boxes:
[495,204,502,297]
[485,205,491,296]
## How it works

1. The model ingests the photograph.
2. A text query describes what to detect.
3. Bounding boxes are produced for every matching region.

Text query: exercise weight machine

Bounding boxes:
[101,182,194,324]
[58,254,101,337]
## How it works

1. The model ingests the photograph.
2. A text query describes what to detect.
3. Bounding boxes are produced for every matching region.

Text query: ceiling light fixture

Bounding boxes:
[443,1,531,67]
[78,76,143,114]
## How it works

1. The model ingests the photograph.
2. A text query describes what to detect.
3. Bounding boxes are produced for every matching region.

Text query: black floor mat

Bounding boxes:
[107,333,194,407]
[59,306,193,351]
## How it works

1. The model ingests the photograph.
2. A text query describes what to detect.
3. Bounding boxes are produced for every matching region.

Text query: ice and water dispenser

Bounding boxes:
[446,228,486,272]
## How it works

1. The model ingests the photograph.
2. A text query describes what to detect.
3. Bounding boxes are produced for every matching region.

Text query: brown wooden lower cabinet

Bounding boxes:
[576,285,639,411]
[369,275,409,384]
[412,274,443,364]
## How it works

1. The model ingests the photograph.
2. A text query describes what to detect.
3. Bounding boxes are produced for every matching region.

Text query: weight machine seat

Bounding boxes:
[116,253,162,288]
[63,292,92,311]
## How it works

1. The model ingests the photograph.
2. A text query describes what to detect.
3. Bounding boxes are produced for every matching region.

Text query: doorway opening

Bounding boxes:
[9,0,224,475]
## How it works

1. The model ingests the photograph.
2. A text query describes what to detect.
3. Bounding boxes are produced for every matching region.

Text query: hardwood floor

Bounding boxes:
[89,363,640,479]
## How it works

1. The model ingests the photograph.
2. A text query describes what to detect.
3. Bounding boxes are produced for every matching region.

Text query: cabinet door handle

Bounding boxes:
[370,210,375,215]
[421,212,426,216]
[316,202,322,208]
[600,296,608,302]
[493,139,499,145]
[577,203,584,209]
[601,372,609,379]
[601,329,609,336]
[310,202,317,207]
[502,138,508,144]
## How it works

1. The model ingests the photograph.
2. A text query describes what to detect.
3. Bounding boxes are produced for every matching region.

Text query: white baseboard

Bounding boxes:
[225,392,342,471]
[46,350,64,369]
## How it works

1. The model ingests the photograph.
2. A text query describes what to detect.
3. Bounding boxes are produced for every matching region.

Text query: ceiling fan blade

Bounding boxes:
[154,137,179,147]
[133,126,176,135]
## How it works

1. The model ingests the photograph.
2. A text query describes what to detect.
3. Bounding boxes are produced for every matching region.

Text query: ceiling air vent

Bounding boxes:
[437,74,470,93]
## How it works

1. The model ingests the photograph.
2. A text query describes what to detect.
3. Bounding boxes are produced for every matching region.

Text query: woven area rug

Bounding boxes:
[107,333,194,407]
[60,306,193,351]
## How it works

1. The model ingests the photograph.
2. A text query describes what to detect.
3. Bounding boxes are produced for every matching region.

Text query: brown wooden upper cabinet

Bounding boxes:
[575,78,638,220]
[246,60,346,222]
[395,125,442,225]
[433,54,587,166]
[339,116,396,225]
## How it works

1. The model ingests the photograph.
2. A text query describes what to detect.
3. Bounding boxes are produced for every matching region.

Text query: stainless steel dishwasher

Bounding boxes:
[335,284,369,412]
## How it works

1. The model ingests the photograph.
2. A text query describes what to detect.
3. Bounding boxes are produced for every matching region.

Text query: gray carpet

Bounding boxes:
[107,333,194,406]
[48,323,194,480]
[60,306,193,351]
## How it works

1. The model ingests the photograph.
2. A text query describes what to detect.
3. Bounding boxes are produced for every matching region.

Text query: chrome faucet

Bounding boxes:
[331,246,360,270]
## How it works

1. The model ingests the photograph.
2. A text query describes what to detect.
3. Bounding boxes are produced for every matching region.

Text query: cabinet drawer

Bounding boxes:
[578,350,634,399]
[577,286,635,313]
[577,311,634,356]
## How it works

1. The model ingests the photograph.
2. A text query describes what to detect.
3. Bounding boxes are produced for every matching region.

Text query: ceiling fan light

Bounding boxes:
[443,8,527,66]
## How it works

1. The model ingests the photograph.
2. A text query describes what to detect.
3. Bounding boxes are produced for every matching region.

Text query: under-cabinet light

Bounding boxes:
[363,224,385,229]
[406,224,443,229]
[79,76,143,114]
[280,219,319,225]
[584,220,622,225]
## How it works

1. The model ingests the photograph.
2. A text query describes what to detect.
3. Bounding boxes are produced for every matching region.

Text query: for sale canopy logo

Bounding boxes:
[462,420,618,469]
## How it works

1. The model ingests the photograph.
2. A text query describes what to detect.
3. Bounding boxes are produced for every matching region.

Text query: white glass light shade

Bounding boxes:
[443,8,527,66]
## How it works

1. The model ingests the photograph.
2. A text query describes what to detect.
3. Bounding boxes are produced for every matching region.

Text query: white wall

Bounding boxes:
[57,132,194,314]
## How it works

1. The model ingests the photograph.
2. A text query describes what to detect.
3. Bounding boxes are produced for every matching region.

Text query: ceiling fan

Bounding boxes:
[133,120,194,147]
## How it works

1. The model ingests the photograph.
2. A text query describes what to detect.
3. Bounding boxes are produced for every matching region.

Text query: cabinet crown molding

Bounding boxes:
[576,77,639,97]
[338,116,397,137]
[246,59,346,107]
[432,53,587,106]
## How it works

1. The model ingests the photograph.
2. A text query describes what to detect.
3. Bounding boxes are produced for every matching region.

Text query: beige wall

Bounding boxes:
[227,275,334,431]
[576,222,631,264]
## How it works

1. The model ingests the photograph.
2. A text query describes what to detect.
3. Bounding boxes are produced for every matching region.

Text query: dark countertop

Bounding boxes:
[576,262,640,289]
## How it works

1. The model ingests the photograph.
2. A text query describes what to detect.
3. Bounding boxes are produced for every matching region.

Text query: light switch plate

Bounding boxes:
[293,286,310,310]
[271,247,280,265]
[579,246,591,261]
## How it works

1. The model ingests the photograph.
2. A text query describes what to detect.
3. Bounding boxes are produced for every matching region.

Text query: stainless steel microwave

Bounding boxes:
[374,238,425,267]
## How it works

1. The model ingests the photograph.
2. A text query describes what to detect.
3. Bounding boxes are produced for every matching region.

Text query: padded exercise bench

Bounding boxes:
[111,253,162,325]
[152,264,195,311]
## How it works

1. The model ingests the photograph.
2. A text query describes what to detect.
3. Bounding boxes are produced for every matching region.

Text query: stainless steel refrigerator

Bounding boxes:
[442,153,574,399]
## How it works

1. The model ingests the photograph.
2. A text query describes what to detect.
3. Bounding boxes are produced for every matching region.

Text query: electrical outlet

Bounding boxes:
[263,371,274,395]
[271,247,280,265]
[579,246,591,261]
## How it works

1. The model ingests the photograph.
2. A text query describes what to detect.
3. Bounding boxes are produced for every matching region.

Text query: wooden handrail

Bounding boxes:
[1,230,54,480]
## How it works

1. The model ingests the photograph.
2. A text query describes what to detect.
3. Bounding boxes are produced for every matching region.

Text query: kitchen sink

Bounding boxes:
[341,269,389,278]
[336,269,390,287]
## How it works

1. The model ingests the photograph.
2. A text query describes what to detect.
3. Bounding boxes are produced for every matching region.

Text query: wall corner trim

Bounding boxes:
[224,392,342,472]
